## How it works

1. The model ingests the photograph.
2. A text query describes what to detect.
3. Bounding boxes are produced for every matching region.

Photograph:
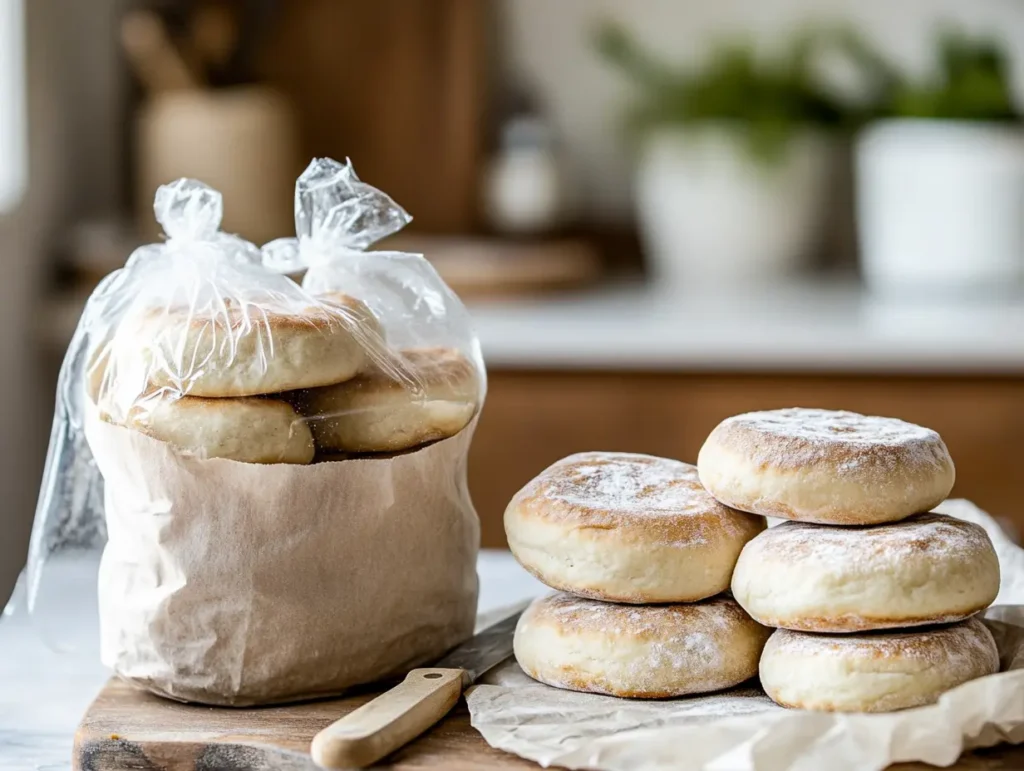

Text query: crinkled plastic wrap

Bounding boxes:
[25,161,485,705]
[264,157,480,382]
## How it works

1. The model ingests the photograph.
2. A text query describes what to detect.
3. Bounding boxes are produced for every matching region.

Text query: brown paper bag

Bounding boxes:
[86,408,479,706]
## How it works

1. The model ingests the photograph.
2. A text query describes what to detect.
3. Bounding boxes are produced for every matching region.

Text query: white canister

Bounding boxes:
[634,125,833,287]
[856,120,1024,296]
[483,115,566,235]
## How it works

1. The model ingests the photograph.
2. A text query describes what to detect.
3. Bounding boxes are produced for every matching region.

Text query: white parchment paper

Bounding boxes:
[466,500,1024,771]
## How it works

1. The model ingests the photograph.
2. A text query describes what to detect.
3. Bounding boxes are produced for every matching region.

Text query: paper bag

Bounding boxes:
[25,170,485,707]
[88,408,479,706]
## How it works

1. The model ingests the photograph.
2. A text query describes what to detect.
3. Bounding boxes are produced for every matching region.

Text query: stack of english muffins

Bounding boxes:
[506,408,1002,713]
[505,452,770,699]
[92,291,480,463]
[699,408,1001,713]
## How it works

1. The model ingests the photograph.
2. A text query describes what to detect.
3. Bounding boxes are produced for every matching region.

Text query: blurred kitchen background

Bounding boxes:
[4,0,1024,604]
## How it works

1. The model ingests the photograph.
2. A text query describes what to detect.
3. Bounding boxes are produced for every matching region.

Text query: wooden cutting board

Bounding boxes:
[75,678,533,770]
[75,677,1023,770]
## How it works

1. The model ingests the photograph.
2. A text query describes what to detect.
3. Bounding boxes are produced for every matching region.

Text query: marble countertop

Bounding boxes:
[0,552,547,771]
[467,280,1024,373]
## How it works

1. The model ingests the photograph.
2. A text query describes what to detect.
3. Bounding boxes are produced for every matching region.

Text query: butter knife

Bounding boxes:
[311,607,523,769]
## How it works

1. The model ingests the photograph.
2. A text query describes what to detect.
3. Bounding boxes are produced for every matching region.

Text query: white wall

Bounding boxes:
[0,0,61,605]
[0,0,27,213]
[0,0,126,605]
[499,0,1024,222]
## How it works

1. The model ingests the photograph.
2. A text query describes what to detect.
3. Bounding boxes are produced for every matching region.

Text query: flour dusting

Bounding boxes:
[767,617,999,673]
[730,408,937,445]
[547,453,709,513]
[712,408,951,475]
[750,512,995,570]
[518,593,770,698]
[516,452,756,541]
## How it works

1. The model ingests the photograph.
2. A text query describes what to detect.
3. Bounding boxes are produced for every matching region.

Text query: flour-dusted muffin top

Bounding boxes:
[512,452,756,536]
[515,593,771,699]
[760,618,999,712]
[710,408,948,472]
[698,408,955,525]
[732,513,999,632]
[505,453,764,603]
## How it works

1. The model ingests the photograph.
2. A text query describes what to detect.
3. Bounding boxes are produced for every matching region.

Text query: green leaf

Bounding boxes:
[592,21,853,167]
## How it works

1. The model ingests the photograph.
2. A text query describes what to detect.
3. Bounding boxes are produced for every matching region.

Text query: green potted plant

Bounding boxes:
[595,22,849,285]
[845,28,1024,294]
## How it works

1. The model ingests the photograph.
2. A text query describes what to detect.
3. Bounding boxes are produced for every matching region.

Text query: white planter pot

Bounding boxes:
[634,127,833,287]
[856,120,1024,296]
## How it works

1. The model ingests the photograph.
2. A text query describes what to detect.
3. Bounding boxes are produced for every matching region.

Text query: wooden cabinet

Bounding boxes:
[468,371,1024,548]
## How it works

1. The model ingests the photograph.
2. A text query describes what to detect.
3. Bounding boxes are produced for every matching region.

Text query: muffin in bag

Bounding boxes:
[26,174,482,704]
[264,158,486,455]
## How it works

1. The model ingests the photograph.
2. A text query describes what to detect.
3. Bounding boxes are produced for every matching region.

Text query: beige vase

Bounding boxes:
[136,86,299,244]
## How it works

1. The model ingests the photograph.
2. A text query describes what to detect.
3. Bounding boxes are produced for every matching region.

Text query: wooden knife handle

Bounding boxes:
[311,668,464,769]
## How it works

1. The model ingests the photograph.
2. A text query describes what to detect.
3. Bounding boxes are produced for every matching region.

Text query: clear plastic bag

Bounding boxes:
[264,157,486,454]
[26,179,286,644]
[24,167,484,704]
